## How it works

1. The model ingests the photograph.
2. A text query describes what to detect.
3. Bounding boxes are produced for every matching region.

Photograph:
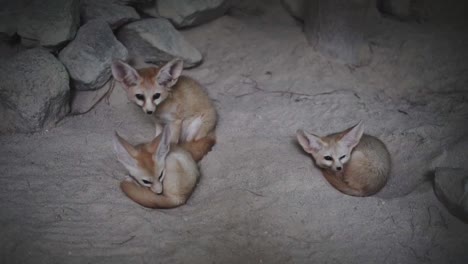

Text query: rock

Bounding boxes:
[70,83,112,115]
[157,0,232,28]
[0,49,70,133]
[0,0,29,38]
[80,0,140,30]
[281,0,306,21]
[432,136,468,171]
[117,18,202,68]
[303,0,374,66]
[136,2,160,18]
[112,0,154,5]
[433,168,468,223]
[17,0,80,48]
[377,0,412,19]
[59,19,129,91]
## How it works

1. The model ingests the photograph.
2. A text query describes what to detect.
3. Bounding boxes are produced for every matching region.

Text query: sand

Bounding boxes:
[1,1,468,263]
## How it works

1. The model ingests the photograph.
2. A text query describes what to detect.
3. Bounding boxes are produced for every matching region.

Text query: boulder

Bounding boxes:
[80,0,140,30]
[377,0,412,19]
[59,19,129,91]
[0,49,70,133]
[117,18,202,68]
[0,0,29,38]
[432,136,468,171]
[433,168,468,223]
[303,0,374,66]
[157,0,232,28]
[136,2,160,18]
[112,0,154,5]
[17,0,80,48]
[281,0,306,21]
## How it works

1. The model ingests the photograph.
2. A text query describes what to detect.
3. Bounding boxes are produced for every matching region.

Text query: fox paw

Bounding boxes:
[153,182,163,194]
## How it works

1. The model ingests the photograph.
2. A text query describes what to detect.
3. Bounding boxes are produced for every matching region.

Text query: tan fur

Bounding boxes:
[153,76,217,142]
[112,59,217,142]
[116,133,215,209]
[179,131,216,162]
[297,123,391,197]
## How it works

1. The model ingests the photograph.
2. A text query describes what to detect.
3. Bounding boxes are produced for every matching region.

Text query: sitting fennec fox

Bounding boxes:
[111,58,217,143]
[296,121,391,197]
[114,123,215,209]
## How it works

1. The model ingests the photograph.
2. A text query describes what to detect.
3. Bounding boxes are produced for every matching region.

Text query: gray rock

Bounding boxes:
[17,0,80,48]
[281,0,306,21]
[304,0,374,66]
[80,0,140,30]
[137,2,160,18]
[59,19,129,91]
[157,0,232,28]
[113,0,154,5]
[117,18,202,68]
[377,0,412,19]
[432,136,468,171]
[0,49,70,133]
[0,0,30,37]
[70,84,112,115]
[434,167,468,223]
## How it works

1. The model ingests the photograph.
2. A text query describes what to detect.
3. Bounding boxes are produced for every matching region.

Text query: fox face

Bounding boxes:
[111,59,184,115]
[113,125,172,193]
[297,122,364,172]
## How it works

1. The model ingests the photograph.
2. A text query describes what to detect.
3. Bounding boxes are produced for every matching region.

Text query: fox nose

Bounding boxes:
[336,166,342,171]
[146,110,153,115]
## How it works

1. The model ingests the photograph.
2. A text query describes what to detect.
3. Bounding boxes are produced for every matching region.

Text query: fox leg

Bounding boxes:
[194,110,217,141]
[155,122,163,137]
[169,120,182,144]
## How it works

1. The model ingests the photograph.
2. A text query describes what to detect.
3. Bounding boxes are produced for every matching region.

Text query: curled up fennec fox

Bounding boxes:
[114,123,215,209]
[111,58,217,143]
[296,121,391,197]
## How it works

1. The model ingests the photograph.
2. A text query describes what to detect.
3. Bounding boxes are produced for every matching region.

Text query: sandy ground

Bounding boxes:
[1,1,468,263]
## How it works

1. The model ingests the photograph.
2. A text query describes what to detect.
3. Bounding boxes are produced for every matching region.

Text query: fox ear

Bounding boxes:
[147,134,161,154]
[113,132,139,170]
[155,125,171,164]
[111,60,141,87]
[156,58,183,88]
[296,129,325,154]
[339,121,364,149]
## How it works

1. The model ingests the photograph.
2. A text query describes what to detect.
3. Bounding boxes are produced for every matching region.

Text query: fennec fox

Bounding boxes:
[111,58,217,142]
[296,121,391,197]
[114,124,215,208]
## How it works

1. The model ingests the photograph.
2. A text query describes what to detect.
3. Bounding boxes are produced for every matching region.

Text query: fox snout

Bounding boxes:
[142,101,156,115]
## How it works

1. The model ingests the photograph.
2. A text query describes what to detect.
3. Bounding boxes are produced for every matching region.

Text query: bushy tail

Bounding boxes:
[321,171,368,197]
[120,180,185,209]
[180,132,216,162]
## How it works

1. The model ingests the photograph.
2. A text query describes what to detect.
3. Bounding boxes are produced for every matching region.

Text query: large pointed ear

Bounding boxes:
[296,129,325,154]
[339,121,364,149]
[111,60,141,87]
[156,58,183,88]
[147,134,161,154]
[155,125,171,164]
[113,132,139,169]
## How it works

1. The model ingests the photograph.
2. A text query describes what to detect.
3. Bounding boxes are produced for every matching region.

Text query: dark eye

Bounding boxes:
[135,94,145,101]
[324,156,333,161]
[153,93,161,100]
[339,155,346,160]
[142,179,152,185]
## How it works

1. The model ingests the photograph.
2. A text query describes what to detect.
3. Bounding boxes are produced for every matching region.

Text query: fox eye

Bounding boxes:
[324,156,333,161]
[135,94,145,101]
[153,93,161,100]
[142,179,152,185]
[339,155,346,160]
